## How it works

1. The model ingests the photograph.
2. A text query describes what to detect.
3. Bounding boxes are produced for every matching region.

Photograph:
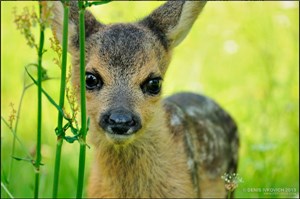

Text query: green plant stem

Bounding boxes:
[7,70,33,186]
[227,191,232,199]
[3,79,54,175]
[52,2,69,198]
[85,0,112,7]
[1,117,33,160]
[7,85,25,186]
[1,182,14,199]
[34,2,45,198]
[77,144,86,198]
[26,68,66,117]
[76,1,87,198]
[7,80,37,183]
[52,137,63,198]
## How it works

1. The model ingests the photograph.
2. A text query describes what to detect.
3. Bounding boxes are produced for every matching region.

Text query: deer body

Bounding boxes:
[52,1,239,198]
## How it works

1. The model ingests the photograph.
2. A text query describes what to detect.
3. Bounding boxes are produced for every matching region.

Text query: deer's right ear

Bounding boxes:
[51,1,103,52]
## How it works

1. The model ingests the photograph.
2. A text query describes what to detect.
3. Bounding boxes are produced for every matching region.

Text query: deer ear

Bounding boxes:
[140,1,206,49]
[51,1,103,52]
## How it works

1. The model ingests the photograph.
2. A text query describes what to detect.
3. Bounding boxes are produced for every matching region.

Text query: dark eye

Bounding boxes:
[85,72,102,90]
[141,77,162,95]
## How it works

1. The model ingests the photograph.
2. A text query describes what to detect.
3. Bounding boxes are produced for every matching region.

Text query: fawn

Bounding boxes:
[52,1,239,198]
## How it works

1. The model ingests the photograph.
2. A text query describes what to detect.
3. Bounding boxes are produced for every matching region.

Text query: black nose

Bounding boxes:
[100,109,141,135]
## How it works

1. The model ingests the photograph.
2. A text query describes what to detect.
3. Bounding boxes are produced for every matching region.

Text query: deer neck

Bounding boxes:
[94,123,193,198]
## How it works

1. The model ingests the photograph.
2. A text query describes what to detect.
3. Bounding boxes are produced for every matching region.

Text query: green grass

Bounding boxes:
[1,1,299,198]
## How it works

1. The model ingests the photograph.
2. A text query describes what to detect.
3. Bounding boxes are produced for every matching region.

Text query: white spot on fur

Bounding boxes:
[186,100,217,118]
[186,106,204,117]
[187,158,194,170]
[170,114,182,126]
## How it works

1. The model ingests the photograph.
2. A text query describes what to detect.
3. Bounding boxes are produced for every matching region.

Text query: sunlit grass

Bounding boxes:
[1,1,299,198]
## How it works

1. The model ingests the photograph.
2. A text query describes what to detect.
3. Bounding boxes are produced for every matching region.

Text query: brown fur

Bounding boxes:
[52,1,239,198]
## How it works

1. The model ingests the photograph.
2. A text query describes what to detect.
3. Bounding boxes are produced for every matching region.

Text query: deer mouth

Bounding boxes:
[104,131,137,145]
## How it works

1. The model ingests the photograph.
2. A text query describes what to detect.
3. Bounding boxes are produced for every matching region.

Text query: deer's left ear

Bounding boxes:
[139,1,206,49]
[51,1,104,53]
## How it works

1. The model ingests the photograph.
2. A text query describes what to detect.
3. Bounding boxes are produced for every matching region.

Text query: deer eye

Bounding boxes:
[141,77,162,95]
[86,72,102,90]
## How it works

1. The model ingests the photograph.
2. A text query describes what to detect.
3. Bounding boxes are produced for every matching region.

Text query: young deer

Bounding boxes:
[52,1,239,198]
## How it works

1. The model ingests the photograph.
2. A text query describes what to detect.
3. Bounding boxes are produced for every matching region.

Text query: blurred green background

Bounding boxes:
[1,1,299,198]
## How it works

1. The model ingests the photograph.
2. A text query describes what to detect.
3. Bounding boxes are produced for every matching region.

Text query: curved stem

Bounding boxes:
[1,117,33,160]
[7,87,26,186]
